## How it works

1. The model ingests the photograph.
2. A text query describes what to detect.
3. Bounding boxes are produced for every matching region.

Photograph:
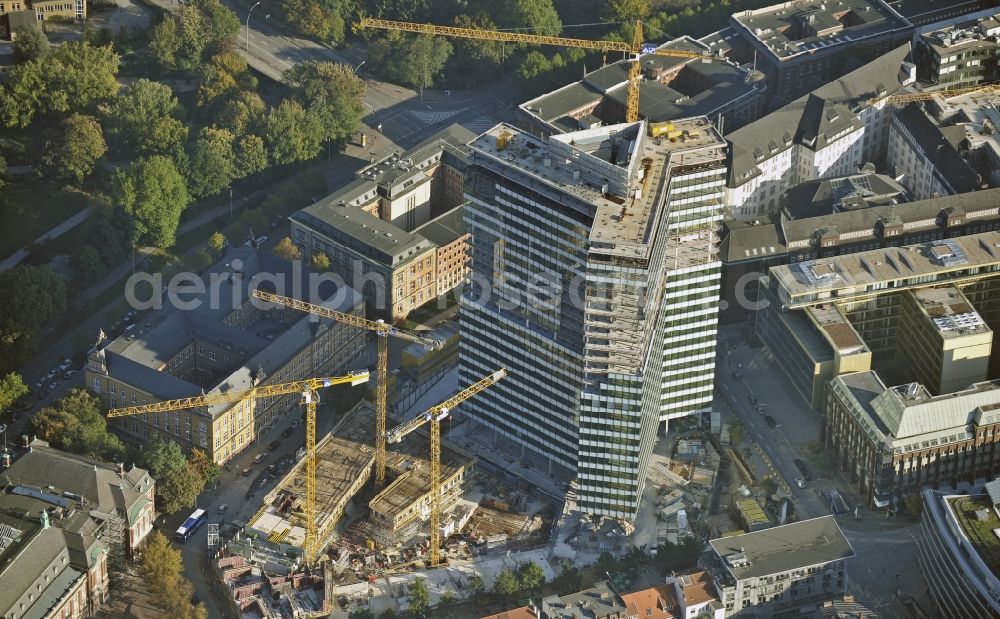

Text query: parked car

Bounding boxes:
[62,370,75,380]
[217,504,229,514]
[748,395,758,406]
[58,358,72,371]
[794,458,813,481]
[763,415,776,428]
[241,467,253,477]
[268,440,281,452]
[290,420,300,429]
[48,381,57,390]
[795,477,808,489]
[253,453,267,464]
[46,369,58,380]
[281,427,294,438]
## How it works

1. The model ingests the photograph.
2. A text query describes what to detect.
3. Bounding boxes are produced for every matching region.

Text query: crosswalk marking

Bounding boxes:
[411,110,463,125]
[461,116,497,134]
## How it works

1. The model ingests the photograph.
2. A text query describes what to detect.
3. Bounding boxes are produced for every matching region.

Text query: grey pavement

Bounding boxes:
[0,205,93,272]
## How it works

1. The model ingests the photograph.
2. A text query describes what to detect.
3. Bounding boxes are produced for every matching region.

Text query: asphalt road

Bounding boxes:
[714,334,830,520]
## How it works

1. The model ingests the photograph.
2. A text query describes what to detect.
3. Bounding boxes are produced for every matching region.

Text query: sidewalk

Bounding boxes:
[0,205,93,272]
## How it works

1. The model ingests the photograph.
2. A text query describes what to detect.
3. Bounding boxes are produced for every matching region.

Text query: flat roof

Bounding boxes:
[710,515,854,580]
[522,37,759,129]
[733,0,911,61]
[948,495,1000,578]
[909,285,990,339]
[293,201,433,264]
[805,304,869,355]
[470,119,725,259]
[412,205,465,247]
[770,231,1000,305]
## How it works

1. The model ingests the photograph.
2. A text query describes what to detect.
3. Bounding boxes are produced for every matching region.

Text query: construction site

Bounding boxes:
[213,391,555,616]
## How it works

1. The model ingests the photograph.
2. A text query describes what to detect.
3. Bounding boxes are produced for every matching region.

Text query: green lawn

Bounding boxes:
[0,181,91,257]
[952,496,1000,576]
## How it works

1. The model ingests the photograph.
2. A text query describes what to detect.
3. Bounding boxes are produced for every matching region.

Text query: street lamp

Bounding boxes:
[353,60,366,74]
[246,0,264,53]
[0,424,6,452]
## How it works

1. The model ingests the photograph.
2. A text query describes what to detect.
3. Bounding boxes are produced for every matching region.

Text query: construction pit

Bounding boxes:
[245,400,554,580]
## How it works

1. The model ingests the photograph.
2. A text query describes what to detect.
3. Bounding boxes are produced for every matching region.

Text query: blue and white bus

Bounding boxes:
[175,508,207,542]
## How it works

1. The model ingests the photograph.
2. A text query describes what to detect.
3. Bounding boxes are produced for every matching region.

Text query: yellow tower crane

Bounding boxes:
[107,371,370,565]
[386,368,506,566]
[251,289,443,487]
[869,82,1000,106]
[357,17,721,123]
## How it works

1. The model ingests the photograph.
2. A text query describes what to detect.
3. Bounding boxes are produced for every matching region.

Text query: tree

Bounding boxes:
[281,0,347,43]
[447,14,506,87]
[31,389,124,459]
[149,15,181,70]
[43,114,107,183]
[0,41,118,128]
[761,477,778,497]
[503,0,562,37]
[140,441,208,514]
[140,531,208,618]
[492,568,520,598]
[469,573,486,600]
[552,562,581,594]
[406,577,429,616]
[197,51,256,107]
[194,0,240,55]
[272,237,301,261]
[185,127,236,198]
[175,5,208,73]
[158,463,205,513]
[348,609,375,619]
[47,41,120,111]
[105,79,187,157]
[81,204,132,271]
[653,537,703,575]
[140,531,184,587]
[903,493,922,517]
[0,265,67,373]
[265,99,323,164]
[140,439,188,480]
[113,156,190,249]
[13,25,48,62]
[190,448,221,486]
[284,61,365,143]
[370,34,452,92]
[311,251,331,271]
[72,245,107,286]
[0,373,28,416]
[235,134,268,177]
[517,561,546,593]
[216,90,265,136]
[610,0,649,22]
[209,231,227,255]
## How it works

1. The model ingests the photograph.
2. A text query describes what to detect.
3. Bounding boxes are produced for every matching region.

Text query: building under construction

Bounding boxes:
[250,434,375,550]
[248,401,473,557]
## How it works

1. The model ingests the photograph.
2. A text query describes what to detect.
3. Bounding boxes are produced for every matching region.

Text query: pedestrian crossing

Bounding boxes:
[411,110,462,125]
[460,115,498,135]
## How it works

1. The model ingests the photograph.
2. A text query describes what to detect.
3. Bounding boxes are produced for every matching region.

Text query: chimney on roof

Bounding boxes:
[118,463,125,478]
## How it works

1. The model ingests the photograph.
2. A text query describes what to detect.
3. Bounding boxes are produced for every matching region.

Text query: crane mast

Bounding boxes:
[386,369,506,565]
[106,371,369,565]
[251,289,441,485]
[357,18,719,123]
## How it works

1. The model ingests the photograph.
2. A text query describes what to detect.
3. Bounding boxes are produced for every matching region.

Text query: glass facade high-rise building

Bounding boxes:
[459,118,725,519]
